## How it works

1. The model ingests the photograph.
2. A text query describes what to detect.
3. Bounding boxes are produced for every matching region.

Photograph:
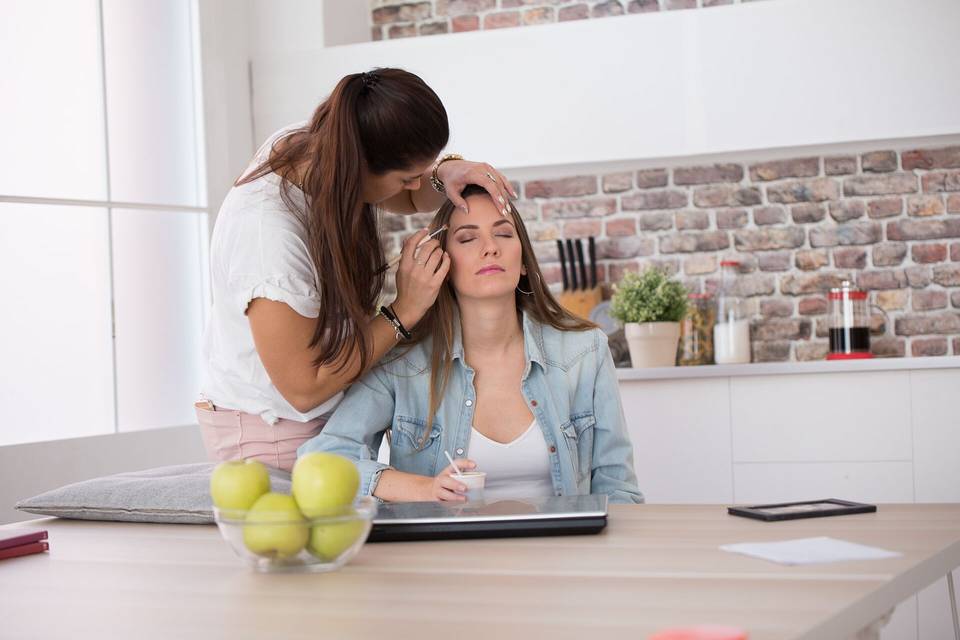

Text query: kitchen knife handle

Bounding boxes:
[566,239,579,290]
[556,239,569,291]
[588,236,597,288]
[575,238,588,291]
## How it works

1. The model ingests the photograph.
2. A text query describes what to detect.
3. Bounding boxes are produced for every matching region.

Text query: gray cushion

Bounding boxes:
[16,463,292,524]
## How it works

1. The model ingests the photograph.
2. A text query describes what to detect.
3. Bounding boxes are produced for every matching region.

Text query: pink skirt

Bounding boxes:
[195,402,327,473]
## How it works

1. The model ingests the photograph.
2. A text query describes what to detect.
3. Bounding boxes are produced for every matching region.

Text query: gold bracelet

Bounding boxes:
[430,153,463,193]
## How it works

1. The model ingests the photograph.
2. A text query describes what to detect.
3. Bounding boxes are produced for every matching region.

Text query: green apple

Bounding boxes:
[291,452,359,518]
[242,492,309,559]
[308,516,366,561]
[210,459,270,517]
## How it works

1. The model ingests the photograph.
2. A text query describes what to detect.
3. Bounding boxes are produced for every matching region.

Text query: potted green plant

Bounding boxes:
[610,267,689,368]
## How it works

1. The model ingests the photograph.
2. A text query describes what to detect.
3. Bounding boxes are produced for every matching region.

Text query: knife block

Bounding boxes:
[558,287,603,321]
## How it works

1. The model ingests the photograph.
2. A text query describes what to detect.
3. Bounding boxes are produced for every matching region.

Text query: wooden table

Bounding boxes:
[2,505,959,639]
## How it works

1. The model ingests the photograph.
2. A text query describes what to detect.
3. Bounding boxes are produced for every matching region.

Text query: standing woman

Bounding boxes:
[197,68,515,472]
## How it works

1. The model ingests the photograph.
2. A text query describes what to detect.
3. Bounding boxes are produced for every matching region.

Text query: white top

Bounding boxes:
[200,123,343,425]
[468,419,555,501]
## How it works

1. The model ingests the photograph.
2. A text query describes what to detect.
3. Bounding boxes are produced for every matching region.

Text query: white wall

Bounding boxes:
[250,0,960,175]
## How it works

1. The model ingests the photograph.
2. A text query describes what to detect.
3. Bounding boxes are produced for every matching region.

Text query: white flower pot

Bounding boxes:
[624,322,681,368]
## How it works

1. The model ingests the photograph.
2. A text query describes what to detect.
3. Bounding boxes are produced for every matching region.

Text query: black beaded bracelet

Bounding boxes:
[379,305,412,340]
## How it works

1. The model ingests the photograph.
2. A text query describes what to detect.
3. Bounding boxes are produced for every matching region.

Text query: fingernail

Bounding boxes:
[501,207,509,216]
[461,205,469,212]
[498,195,505,204]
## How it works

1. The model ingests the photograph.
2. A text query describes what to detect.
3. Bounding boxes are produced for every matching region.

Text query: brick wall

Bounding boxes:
[381,145,960,362]
[370,0,761,40]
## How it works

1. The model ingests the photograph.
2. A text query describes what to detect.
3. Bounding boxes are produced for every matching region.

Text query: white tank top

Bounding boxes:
[468,419,555,501]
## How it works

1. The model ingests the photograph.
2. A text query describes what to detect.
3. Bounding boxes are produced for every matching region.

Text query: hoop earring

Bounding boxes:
[516,273,537,296]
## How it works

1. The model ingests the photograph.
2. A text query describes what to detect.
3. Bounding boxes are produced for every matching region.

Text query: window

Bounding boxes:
[0,0,209,446]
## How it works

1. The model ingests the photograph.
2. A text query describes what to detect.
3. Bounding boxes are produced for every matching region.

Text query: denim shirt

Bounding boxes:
[298,312,644,504]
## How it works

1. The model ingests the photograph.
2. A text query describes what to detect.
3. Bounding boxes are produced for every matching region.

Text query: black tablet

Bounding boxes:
[368,495,608,542]
[727,498,877,522]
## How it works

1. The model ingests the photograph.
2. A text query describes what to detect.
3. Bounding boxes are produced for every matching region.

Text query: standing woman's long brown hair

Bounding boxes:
[237,68,449,378]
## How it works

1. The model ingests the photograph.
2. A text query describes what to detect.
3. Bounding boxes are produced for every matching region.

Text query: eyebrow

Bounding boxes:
[452,219,515,234]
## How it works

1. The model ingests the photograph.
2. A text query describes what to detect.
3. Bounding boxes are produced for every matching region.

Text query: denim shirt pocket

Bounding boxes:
[391,415,443,476]
[560,413,596,484]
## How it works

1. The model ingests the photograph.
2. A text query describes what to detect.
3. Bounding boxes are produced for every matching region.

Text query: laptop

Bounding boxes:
[368,494,608,542]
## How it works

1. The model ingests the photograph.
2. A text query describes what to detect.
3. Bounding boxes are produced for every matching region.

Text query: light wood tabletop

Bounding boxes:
[2,504,959,640]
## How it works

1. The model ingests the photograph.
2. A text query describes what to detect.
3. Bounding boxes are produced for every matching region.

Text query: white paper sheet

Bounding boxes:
[719,536,902,566]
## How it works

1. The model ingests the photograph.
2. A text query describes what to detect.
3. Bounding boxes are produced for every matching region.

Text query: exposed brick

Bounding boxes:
[602,172,633,193]
[752,341,790,362]
[437,0,497,16]
[833,247,867,269]
[666,0,697,8]
[873,242,907,267]
[956,337,960,354]
[371,26,383,40]
[901,146,960,170]
[933,264,960,286]
[523,7,555,24]
[870,313,887,335]
[829,200,865,222]
[953,291,960,308]
[824,155,857,176]
[703,0,734,5]
[592,0,625,17]
[912,337,948,357]
[636,169,668,189]
[540,263,562,286]
[727,273,776,297]
[627,0,660,12]
[795,249,829,271]
[753,206,786,226]
[525,176,596,198]
[693,185,761,208]
[639,258,680,276]
[749,157,819,182]
[809,221,882,248]
[758,251,791,272]
[483,10,520,28]
[676,210,710,230]
[867,197,903,218]
[857,269,906,290]
[562,219,602,238]
[798,296,828,316]
[419,20,449,34]
[767,178,839,204]
[599,236,655,259]
[912,243,947,264]
[623,190,688,210]
[907,195,945,217]
[532,240,559,263]
[872,337,905,358]
[558,4,589,21]
[674,164,743,185]
[526,221,560,242]
[761,298,794,318]
[791,203,826,224]
[608,261,640,283]
[887,218,960,241]
[388,24,418,38]
[639,212,674,231]
[753,319,811,341]
[541,197,616,219]
[949,195,960,213]
[843,173,918,196]
[895,312,960,336]
[796,341,829,361]
[605,217,637,237]
[717,208,749,229]
[451,14,480,31]
[924,170,960,193]
[373,2,432,24]
[906,266,931,288]
[780,272,851,295]
[876,289,909,311]
[734,227,805,251]
[912,290,948,311]
[861,151,897,173]
[660,231,730,253]
[684,254,718,276]
[953,243,960,261]
[513,199,539,221]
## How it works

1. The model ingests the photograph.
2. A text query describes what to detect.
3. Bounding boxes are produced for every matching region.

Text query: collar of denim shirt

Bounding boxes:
[448,308,547,374]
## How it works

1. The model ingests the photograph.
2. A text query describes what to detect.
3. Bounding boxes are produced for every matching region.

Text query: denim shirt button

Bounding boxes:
[549,445,556,453]
[456,448,464,455]
[531,400,538,407]
[465,399,473,407]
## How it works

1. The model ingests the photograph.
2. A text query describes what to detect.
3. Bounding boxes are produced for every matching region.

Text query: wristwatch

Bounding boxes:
[430,153,463,193]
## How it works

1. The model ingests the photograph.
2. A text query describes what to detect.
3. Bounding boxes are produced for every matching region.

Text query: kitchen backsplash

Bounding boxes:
[380,145,960,362]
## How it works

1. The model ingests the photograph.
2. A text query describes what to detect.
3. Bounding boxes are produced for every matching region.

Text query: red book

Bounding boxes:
[0,540,49,561]
[0,529,48,551]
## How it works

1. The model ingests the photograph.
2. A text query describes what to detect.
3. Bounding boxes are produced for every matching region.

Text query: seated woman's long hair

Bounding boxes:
[406,184,595,448]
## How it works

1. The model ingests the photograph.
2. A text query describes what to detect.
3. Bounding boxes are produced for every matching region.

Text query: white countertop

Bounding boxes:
[615,355,960,381]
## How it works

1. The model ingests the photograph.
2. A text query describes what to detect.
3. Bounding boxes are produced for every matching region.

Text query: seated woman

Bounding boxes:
[298,185,642,504]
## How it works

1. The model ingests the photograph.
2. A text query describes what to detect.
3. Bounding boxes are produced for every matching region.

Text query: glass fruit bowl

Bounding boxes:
[214,496,377,573]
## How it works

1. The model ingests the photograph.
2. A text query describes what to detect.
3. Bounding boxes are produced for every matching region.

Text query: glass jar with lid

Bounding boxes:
[713,260,751,364]
[677,293,716,366]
